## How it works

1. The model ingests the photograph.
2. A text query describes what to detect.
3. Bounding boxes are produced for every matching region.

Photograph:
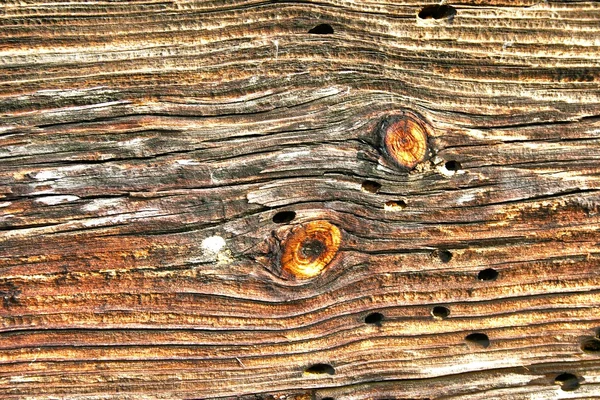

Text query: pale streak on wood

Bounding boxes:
[1,0,600,399]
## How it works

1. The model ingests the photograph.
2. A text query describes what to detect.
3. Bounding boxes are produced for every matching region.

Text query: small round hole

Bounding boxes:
[581,337,600,354]
[418,4,457,20]
[478,268,499,281]
[433,249,452,263]
[384,200,407,211]
[444,160,462,171]
[554,372,580,391]
[364,312,384,325]
[431,306,450,320]
[308,24,334,34]
[465,333,490,349]
[361,180,382,194]
[272,210,296,224]
[304,363,335,376]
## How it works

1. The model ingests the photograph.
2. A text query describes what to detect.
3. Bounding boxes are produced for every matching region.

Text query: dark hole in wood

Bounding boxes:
[272,210,296,224]
[431,306,450,319]
[305,363,335,375]
[384,200,407,210]
[555,372,580,391]
[364,312,384,325]
[308,24,334,34]
[445,160,462,171]
[581,337,600,353]
[321,397,334,400]
[418,4,457,20]
[300,239,326,259]
[465,333,490,348]
[434,249,452,263]
[361,180,382,193]
[478,268,499,281]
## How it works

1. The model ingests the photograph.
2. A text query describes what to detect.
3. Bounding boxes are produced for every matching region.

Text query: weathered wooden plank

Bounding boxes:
[1,0,600,398]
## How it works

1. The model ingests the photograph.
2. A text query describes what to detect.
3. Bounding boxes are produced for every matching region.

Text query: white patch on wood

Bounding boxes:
[175,159,200,165]
[467,129,529,141]
[272,39,279,60]
[456,193,475,205]
[201,236,226,254]
[0,202,11,208]
[120,137,146,147]
[35,195,80,205]
[83,198,123,212]
[277,150,310,161]
[33,170,63,181]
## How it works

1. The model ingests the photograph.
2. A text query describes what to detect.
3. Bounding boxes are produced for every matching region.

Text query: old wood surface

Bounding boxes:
[1,0,600,399]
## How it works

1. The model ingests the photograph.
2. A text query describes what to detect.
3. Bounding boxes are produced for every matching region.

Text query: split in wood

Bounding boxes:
[281,220,341,279]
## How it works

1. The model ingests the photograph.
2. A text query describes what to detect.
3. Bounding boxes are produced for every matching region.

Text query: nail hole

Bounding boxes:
[272,210,296,224]
[478,268,499,281]
[308,24,334,34]
[554,373,580,391]
[581,337,600,354]
[384,200,407,211]
[418,4,457,20]
[431,306,450,320]
[465,333,490,349]
[433,249,452,263]
[444,160,462,171]
[361,180,382,194]
[364,312,384,325]
[304,363,335,376]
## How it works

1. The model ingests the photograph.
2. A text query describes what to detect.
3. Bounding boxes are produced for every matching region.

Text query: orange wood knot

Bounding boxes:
[281,220,341,279]
[380,113,431,170]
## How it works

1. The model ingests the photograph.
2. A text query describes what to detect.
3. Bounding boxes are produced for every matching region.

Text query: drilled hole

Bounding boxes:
[272,210,296,224]
[308,23,334,34]
[478,268,499,281]
[304,363,335,376]
[434,249,452,263]
[361,180,382,194]
[364,312,384,325]
[581,337,600,354]
[418,4,457,20]
[384,200,407,211]
[555,373,580,391]
[465,333,490,349]
[431,306,450,320]
[444,160,462,171]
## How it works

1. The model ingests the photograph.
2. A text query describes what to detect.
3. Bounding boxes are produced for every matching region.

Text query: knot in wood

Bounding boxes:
[281,220,341,279]
[380,113,430,170]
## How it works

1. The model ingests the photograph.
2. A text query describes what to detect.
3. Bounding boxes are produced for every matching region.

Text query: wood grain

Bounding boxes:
[1,0,600,398]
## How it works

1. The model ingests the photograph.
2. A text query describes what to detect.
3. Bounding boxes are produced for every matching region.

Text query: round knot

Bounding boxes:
[380,113,430,169]
[281,220,341,279]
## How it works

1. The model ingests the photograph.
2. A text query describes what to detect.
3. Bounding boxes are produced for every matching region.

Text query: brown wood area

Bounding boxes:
[1,0,600,399]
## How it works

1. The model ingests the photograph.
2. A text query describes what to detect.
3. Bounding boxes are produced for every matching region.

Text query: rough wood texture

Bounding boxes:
[1,0,600,399]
